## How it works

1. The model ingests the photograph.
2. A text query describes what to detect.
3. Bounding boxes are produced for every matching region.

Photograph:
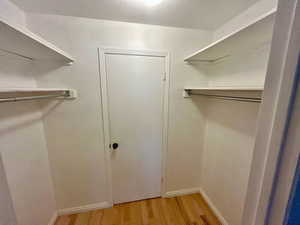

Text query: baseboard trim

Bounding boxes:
[163,187,200,198]
[55,189,228,225]
[57,201,112,216]
[199,188,229,225]
[48,212,58,225]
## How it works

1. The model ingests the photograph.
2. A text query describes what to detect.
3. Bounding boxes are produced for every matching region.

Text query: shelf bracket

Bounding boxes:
[65,89,78,99]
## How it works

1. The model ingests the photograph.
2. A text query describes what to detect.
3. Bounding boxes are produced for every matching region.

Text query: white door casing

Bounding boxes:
[98,48,170,205]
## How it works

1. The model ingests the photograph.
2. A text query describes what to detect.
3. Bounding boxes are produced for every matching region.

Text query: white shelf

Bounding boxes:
[0,88,72,93]
[184,86,264,99]
[0,17,75,63]
[184,9,276,62]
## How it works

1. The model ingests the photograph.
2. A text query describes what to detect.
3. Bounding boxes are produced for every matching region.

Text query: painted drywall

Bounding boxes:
[0,105,56,225]
[26,14,212,210]
[200,100,260,225]
[196,1,277,225]
[0,0,26,26]
[0,56,57,225]
[198,56,268,225]
[243,1,300,224]
[0,155,17,225]
[203,44,271,88]
[207,0,277,88]
[213,0,278,41]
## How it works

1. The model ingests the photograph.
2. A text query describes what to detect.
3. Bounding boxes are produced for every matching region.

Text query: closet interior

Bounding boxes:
[0,0,278,225]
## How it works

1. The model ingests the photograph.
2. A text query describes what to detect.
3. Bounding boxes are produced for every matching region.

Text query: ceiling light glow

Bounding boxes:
[144,0,162,7]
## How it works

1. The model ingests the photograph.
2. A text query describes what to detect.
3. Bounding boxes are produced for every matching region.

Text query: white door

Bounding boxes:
[100,50,167,204]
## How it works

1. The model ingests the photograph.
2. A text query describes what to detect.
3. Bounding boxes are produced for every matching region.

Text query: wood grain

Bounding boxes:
[55,194,221,225]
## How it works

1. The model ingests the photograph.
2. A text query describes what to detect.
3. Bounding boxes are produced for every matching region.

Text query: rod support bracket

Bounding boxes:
[65,89,78,99]
[183,90,192,98]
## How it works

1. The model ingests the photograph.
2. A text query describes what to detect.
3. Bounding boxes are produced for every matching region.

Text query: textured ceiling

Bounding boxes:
[10,0,260,29]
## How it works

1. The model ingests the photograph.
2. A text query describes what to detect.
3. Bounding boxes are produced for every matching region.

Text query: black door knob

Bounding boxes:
[111,143,119,150]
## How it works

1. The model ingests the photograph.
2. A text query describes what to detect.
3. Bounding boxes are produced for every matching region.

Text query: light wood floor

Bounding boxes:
[55,194,221,225]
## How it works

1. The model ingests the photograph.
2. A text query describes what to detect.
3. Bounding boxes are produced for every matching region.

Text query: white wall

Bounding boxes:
[213,0,277,41]
[197,1,277,225]
[204,44,271,88]
[0,0,26,26]
[0,57,57,225]
[26,14,212,210]
[208,0,277,88]
[200,100,260,225]
[0,2,57,225]
[0,155,17,225]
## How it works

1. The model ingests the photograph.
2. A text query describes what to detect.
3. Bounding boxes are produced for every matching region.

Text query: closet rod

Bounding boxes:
[190,93,262,103]
[0,92,70,103]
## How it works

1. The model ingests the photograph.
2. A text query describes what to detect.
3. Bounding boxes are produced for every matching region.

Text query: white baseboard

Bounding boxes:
[57,201,112,216]
[48,212,58,225]
[199,188,229,225]
[163,187,200,198]
[55,189,227,225]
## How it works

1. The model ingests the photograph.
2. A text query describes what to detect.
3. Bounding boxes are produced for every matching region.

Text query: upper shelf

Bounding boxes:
[0,87,73,93]
[184,9,276,63]
[0,17,75,64]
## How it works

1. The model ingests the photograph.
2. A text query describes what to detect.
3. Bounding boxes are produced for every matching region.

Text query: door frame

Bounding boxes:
[98,48,170,206]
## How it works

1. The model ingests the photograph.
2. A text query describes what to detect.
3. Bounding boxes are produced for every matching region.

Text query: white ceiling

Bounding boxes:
[10,0,260,29]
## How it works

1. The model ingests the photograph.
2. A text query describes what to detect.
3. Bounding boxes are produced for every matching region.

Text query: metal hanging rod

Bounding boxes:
[188,93,262,103]
[186,55,230,63]
[0,90,76,103]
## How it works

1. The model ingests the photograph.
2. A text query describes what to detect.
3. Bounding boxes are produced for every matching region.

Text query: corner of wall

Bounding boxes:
[212,0,278,41]
[0,0,27,26]
[47,212,58,225]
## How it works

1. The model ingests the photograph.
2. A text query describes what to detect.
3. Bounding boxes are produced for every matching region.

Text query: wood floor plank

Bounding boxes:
[178,194,206,225]
[151,198,168,225]
[101,206,120,225]
[160,197,185,225]
[118,201,143,225]
[69,214,79,225]
[141,198,166,225]
[54,194,221,225]
[192,194,221,225]
[89,210,103,225]
[74,212,90,225]
[55,215,71,225]
[175,196,193,225]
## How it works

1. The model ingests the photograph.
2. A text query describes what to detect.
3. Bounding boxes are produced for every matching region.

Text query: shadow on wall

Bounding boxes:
[31,60,72,79]
[0,154,17,225]
[192,96,260,136]
[0,55,34,87]
[0,54,69,137]
[0,101,62,137]
[186,44,270,87]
